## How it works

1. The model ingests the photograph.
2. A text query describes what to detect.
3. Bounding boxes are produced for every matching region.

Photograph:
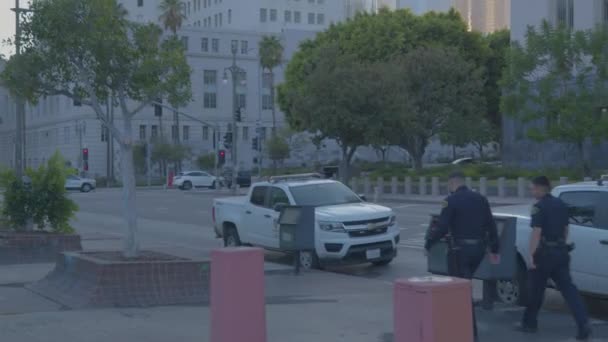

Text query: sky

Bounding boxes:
[0,1,30,59]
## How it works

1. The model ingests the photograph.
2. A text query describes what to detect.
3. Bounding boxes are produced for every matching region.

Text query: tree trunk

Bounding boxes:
[413,153,424,171]
[270,71,276,136]
[477,143,484,160]
[452,145,456,161]
[119,119,139,258]
[577,141,591,177]
[339,146,357,184]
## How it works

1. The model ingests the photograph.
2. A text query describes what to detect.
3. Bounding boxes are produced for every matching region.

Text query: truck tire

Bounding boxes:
[299,250,321,270]
[497,257,528,306]
[223,226,241,247]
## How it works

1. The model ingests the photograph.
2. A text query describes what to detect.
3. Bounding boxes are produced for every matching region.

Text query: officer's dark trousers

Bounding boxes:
[522,248,589,331]
[448,244,485,339]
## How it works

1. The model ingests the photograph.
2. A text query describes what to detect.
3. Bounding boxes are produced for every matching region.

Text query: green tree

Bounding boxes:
[1,0,192,257]
[382,47,486,170]
[501,22,608,175]
[152,140,191,171]
[196,153,216,170]
[259,35,284,134]
[159,0,186,35]
[266,135,290,167]
[483,29,510,137]
[279,47,387,182]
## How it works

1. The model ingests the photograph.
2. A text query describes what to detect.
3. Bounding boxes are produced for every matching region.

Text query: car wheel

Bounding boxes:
[209,181,216,189]
[223,227,241,247]
[372,258,394,267]
[182,181,193,191]
[81,183,92,193]
[298,250,321,270]
[497,258,528,306]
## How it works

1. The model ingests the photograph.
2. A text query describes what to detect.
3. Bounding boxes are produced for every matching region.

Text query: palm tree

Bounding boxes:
[259,35,284,136]
[159,0,186,35]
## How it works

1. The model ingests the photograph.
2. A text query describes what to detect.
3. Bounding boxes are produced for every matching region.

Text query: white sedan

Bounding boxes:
[173,171,219,190]
[65,175,96,192]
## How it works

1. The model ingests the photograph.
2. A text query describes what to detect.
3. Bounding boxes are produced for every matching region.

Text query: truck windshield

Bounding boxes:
[289,182,362,206]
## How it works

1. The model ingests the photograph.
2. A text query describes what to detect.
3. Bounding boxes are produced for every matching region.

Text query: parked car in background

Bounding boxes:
[451,157,476,165]
[213,173,399,269]
[173,171,219,190]
[222,170,252,188]
[65,175,96,193]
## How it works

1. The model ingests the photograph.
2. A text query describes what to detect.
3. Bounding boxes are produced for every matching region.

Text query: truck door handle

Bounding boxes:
[245,210,252,214]
[600,240,608,245]
[264,214,272,218]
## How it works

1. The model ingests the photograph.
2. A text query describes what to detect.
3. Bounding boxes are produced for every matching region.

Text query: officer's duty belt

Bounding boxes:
[455,239,483,245]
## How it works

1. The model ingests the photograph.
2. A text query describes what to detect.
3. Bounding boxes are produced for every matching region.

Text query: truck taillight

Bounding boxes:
[212,206,216,224]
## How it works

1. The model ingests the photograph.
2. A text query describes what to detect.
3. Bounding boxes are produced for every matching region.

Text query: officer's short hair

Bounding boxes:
[531,176,551,189]
[448,171,465,181]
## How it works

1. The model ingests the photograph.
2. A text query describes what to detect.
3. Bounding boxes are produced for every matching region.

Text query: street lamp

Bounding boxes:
[223,42,246,194]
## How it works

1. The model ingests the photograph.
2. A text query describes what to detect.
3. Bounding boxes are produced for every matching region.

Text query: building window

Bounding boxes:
[171,125,178,141]
[101,125,108,142]
[260,127,267,140]
[183,125,190,141]
[231,39,238,52]
[308,13,315,24]
[317,13,325,25]
[201,37,208,52]
[237,94,246,108]
[151,125,158,139]
[242,126,249,140]
[228,9,232,24]
[202,126,209,140]
[555,0,574,28]
[285,10,292,22]
[64,126,70,144]
[270,9,277,22]
[204,70,217,85]
[602,0,608,23]
[294,11,301,23]
[262,73,273,88]
[262,94,273,110]
[241,40,248,54]
[212,38,219,52]
[317,0,324,3]
[204,92,217,108]
[260,8,267,22]
[214,14,218,27]
[137,0,144,7]
[219,13,223,26]
[181,36,189,50]
[139,125,147,140]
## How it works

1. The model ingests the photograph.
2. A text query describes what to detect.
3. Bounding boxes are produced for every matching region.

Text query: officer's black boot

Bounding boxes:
[576,325,591,341]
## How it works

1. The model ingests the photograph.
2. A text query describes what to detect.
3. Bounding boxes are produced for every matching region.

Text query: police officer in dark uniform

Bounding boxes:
[518,176,591,340]
[425,171,500,340]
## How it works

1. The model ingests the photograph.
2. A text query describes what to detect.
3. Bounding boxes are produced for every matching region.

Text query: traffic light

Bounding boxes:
[82,148,89,171]
[234,108,242,122]
[218,150,226,166]
[223,132,233,149]
[251,137,258,151]
[154,98,162,117]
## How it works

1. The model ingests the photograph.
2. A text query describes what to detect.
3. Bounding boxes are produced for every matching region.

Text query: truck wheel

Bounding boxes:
[497,258,528,306]
[299,251,321,270]
[224,227,241,247]
[372,258,394,267]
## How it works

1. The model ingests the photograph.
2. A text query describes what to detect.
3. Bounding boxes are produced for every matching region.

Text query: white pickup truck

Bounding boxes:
[212,175,400,269]
[493,181,608,305]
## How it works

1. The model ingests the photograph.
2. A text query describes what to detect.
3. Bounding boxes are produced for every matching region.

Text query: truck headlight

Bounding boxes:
[318,221,345,233]
[389,215,397,226]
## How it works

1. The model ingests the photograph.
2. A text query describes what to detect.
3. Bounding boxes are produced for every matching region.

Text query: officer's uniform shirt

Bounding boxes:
[530,194,569,243]
[426,185,499,253]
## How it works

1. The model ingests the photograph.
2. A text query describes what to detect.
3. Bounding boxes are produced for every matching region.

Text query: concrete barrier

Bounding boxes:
[405,177,412,195]
[211,248,266,342]
[431,177,439,196]
[391,177,398,195]
[497,177,505,198]
[517,177,526,198]
[479,177,487,196]
[419,177,427,196]
[394,276,473,342]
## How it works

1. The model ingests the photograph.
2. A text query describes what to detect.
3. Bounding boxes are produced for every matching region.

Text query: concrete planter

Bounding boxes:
[28,250,210,309]
[0,230,82,265]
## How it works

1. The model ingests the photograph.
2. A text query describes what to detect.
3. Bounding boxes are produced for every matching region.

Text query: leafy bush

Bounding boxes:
[0,152,78,233]
[196,153,216,170]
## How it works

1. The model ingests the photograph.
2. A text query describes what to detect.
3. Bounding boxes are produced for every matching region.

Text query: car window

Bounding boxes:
[559,191,602,229]
[201,172,210,177]
[268,187,290,208]
[250,186,268,206]
[289,182,361,206]
[189,172,203,177]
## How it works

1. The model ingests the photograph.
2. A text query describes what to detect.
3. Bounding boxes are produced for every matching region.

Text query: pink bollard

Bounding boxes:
[394,276,473,342]
[211,247,266,342]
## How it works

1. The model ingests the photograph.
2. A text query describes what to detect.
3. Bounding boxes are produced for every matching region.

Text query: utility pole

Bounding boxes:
[146,137,151,187]
[12,0,25,179]
[223,42,245,195]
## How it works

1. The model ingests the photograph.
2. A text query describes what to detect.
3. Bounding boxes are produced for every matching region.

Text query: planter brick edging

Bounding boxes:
[27,251,210,309]
[0,231,82,265]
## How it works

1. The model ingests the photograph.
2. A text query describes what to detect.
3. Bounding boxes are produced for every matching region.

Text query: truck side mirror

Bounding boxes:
[273,203,288,212]
[359,194,367,202]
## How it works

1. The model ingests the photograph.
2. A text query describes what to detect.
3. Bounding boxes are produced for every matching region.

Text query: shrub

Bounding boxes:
[196,153,216,171]
[0,152,78,233]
